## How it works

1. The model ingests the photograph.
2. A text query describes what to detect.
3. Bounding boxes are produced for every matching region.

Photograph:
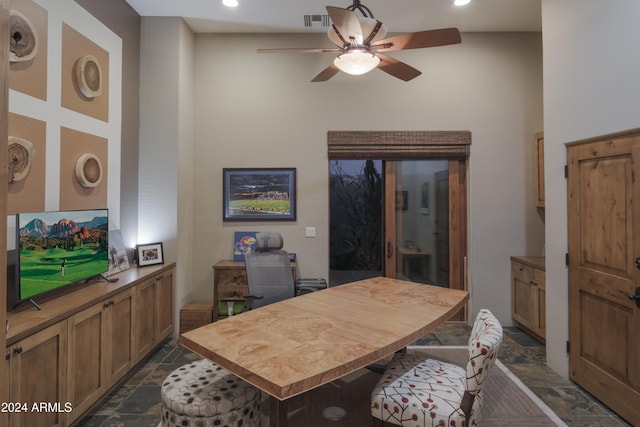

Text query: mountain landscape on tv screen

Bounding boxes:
[18,211,109,300]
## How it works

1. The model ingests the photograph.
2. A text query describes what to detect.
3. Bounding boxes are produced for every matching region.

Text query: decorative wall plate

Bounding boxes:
[10,9,38,63]
[74,54,102,98]
[8,136,35,184]
[75,153,103,188]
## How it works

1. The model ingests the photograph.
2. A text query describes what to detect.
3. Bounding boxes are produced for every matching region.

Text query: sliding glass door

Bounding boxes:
[330,159,464,294]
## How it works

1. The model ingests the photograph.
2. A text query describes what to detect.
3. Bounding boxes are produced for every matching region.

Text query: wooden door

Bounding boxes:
[9,321,68,427]
[155,269,174,343]
[567,134,640,425]
[68,302,107,423]
[134,277,157,361]
[108,288,133,383]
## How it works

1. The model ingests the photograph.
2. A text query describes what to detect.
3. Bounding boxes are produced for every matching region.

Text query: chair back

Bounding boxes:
[244,232,294,308]
[465,309,503,396]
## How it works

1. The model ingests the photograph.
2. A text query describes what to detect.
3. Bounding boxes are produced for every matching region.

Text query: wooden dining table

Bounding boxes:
[180,276,469,427]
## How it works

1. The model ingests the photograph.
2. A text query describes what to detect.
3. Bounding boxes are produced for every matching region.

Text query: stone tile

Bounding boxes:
[497,335,546,364]
[116,385,163,415]
[124,362,158,386]
[100,414,161,427]
[565,415,633,427]
[530,386,611,419]
[91,385,136,416]
[73,414,109,427]
[503,363,572,388]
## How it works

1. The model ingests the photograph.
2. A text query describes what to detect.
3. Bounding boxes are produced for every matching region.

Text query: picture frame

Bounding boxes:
[107,229,130,276]
[223,168,296,221]
[136,242,164,267]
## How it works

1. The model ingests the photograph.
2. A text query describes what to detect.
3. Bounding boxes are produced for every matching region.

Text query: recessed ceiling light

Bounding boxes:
[454,0,471,6]
[223,0,238,7]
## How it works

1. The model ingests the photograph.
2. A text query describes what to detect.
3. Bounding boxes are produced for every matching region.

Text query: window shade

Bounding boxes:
[327,131,471,160]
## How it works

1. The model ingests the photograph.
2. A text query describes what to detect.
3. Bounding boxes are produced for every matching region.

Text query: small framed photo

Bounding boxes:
[136,242,164,267]
[223,168,296,221]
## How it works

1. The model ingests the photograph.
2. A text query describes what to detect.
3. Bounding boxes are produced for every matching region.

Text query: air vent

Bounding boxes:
[303,14,331,28]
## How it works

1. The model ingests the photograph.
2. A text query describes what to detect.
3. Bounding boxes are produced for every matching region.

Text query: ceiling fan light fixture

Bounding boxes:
[333,51,380,75]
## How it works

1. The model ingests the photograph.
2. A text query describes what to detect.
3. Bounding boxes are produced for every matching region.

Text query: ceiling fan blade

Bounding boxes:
[326,6,363,45]
[372,28,461,52]
[311,64,341,82]
[257,47,342,54]
[376,53,422,81]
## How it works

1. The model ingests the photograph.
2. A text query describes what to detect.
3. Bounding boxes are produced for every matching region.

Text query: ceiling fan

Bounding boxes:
[257,0,462,82]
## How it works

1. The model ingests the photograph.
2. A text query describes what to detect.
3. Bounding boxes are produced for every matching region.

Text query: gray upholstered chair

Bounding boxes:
[371,309,503,426]
[243,231,295,309]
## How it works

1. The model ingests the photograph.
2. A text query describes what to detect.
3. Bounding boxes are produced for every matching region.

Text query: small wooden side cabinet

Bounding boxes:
[212,260,297,321]
[511,256,545,341]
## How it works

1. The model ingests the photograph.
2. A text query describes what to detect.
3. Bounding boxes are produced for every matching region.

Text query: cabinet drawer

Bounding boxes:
[218,283,248,299]
[216,269,247,286]
[511,262,534,282]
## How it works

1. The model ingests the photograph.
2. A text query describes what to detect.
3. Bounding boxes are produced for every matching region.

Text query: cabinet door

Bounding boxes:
[533,268,546,339]
[67,302,107,423]
[8,320,68,427]
[107,288,133,383]
[155,269,174,343]
[511,261,534,330]
[134,277,157,361]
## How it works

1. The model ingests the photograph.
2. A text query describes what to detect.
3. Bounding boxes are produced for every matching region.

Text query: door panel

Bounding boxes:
[567,134,640,425]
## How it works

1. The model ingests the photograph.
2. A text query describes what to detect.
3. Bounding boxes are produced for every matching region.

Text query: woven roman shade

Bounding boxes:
[327,131,471,160]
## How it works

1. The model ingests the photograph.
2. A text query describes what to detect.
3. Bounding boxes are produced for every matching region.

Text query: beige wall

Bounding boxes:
[184,31,544,325]
[542,0,640,377]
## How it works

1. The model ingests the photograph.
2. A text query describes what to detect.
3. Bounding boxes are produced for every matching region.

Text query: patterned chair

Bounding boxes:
[371,309,503,427]
[160,358,261,427]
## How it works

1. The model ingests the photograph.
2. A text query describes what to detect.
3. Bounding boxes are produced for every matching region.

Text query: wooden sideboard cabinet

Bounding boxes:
[511,256,545,341]
[212,260,296,321]
[5,263,175,427]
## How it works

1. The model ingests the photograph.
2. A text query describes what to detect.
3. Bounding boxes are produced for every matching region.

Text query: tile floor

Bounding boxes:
[75,323,632,427]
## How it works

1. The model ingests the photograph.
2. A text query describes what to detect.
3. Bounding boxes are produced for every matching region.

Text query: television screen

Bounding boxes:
[17,209,109,302]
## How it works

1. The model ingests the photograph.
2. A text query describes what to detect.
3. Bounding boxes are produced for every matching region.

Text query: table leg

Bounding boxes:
[269,396,288,427]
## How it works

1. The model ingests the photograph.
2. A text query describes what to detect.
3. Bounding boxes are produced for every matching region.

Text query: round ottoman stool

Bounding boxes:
[160,358,261,427]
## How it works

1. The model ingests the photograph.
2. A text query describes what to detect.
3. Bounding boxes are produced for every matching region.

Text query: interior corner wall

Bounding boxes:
[542,0,640,377]
[139,16,194,333]
[187,31,544,325]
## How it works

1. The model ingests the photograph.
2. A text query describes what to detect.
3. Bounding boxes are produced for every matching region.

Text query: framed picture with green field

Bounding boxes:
[223,168,296,221]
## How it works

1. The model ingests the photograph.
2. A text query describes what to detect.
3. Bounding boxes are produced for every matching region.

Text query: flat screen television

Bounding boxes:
[15,209,109,308]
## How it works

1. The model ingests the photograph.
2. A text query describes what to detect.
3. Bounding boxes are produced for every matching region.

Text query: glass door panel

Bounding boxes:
[390,160,449,287]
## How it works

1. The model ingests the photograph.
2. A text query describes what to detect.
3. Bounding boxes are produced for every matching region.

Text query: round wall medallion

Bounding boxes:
[74,55,103,98]
[10,9,38,63]
[75,153,103,188]
[7,136,35,184]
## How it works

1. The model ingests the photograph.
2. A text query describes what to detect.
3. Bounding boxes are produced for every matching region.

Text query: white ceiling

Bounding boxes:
[123,0,541,34]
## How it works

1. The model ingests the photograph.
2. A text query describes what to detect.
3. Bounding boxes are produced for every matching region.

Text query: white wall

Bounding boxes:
[183,31,544,325]
[139,17,195,330]
[542,0,640,377]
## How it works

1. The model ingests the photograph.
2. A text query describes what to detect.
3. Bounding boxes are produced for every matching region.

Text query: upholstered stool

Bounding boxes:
[160,358,261,427]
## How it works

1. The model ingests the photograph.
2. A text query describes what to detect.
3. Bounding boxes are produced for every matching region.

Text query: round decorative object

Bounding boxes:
[75,153,103,188]
[9,9,38,63]
[74,55,102,98]
[7,136,35,184]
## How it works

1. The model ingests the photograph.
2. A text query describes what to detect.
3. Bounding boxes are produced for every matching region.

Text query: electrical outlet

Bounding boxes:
[305,227,316,238]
